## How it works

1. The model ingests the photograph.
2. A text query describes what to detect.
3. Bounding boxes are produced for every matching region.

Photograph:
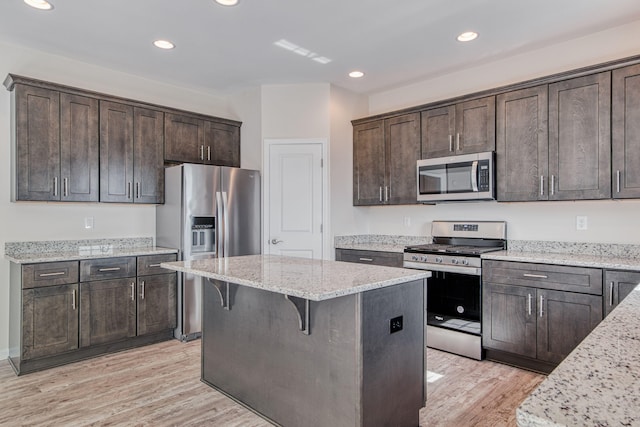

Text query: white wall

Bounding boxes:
[229,86,262,171]
[362,20,640,244]
[0,40,233,357]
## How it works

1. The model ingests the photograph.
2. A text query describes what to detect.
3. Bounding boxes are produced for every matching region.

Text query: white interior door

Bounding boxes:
[266,141,324,259]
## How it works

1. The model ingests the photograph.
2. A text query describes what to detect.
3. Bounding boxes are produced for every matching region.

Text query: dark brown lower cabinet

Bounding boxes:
[483,260,603,372]
[9,254,177,375]
[335,248,403,267]
[604,270,640,317]
[22,283,79,360]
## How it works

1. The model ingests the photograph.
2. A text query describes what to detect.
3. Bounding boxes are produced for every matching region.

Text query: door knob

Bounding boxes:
[271,238,283,245]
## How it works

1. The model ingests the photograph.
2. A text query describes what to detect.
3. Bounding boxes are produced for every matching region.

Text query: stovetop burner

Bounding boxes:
[405,243,503,256]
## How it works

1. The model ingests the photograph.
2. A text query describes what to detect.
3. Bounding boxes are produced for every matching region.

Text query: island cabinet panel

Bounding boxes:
[335,248,403,267]
[22,283,79,360]
[202,279,425,427]
[420,96,495,158]
[14,85,60,201]
[353,113,420,206]
[603,270,640,317]
[60,93,99,202]
[80,278,137,347]
[483,260,603,373]
[612,64,640,198]
[496,85,549,201]
[548,72,611,200]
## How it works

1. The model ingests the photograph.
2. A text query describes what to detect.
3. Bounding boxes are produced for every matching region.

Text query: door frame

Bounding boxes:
[263,138,329,259]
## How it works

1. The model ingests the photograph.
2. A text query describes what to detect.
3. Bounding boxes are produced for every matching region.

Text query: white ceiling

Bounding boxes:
[1,0,640,96]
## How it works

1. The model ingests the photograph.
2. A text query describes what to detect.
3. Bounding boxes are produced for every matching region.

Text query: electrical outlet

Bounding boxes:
[390,315,403,334]
[576,216,588,231]
[84,217,94,230]
[403,216,411,227]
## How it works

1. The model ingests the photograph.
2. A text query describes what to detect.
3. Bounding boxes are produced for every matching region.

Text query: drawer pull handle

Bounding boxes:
[148,263,162,267]
[523,273,548,279]
[99,267,121,272]
[39,271,66,277]
[359,257,374,262]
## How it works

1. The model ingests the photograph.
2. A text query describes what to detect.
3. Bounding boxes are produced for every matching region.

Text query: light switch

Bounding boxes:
[85,217,94,230]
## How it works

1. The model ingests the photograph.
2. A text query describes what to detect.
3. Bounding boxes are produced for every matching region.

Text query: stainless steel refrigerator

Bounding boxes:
[156,164,261,341]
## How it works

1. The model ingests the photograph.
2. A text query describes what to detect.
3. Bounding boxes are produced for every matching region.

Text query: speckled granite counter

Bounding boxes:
[161,254,430,301]
[482,251,640,271]
[334,234,431,254]
[4,237,177,263]
[517,284,640,426]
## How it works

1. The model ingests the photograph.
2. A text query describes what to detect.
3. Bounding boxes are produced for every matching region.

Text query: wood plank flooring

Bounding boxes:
[0,340,544,426]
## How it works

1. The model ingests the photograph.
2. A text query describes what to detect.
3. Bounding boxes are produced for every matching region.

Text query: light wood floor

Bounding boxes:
[0,340,544,426]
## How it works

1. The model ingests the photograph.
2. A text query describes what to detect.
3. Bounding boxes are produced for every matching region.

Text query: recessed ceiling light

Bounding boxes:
[24,0,53,10]
[153,40,175,50]
[349,71,365,79]
[457,31,478,42]
[215,0,238,5]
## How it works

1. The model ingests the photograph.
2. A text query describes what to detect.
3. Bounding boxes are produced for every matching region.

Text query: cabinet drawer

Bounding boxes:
[80,257,136,282]
[483,260,602,295]
[335,249,403,268]
[137,254,178,276]
[22,261,79,289]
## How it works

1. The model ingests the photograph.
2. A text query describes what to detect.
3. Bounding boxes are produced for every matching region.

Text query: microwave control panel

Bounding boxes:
[478,160,490,191]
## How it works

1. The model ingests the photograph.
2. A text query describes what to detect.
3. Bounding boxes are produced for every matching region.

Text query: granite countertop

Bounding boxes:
[4,237,178,264]
[334,242,409,253]
[517,284,640,426]
[334,234,431,254]
[482,250,640,271]
[161,254,430,301]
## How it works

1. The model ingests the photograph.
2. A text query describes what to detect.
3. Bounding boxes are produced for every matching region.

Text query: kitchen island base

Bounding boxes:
[202,277,425,427]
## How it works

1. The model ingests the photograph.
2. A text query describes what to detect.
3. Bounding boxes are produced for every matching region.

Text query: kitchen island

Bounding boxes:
[161,254,430,427]
[516,284,640,426]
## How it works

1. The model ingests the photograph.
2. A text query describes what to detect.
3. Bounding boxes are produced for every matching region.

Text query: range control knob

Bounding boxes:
[435,257,443,263]
[412,255,419,261]
[461,259,469,266]
[421,255,428,262]
[451,258,459,265]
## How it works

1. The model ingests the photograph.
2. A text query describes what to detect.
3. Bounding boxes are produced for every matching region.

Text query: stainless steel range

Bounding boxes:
[403,221,506,360]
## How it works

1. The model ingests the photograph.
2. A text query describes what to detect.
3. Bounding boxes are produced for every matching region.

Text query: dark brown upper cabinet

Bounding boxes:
[11,84,99,202]
[353,113,420,205]
[100,101,164,204]
[612,64,640,198]
[165,112,240,167]
[496,85,549,201]
[421,96,495,158]
[548,72,611,200]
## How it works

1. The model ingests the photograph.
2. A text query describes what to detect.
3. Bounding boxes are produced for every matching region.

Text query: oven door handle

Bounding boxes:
[471,160,479,192]
[403,261,481,276]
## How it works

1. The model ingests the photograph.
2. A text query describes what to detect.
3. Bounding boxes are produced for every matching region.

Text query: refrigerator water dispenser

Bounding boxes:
[191,216,215,253]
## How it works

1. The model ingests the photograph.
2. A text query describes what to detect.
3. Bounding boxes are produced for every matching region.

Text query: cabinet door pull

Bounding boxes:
[448,135,453,152]
[523,273,548,279]
[207,146,211,161]
[359,257,374,262]
[148,263,161,268]
[539,295,544,317]
[140,281,145,300]
[131,282,135,301]
[72,289,77,310]
[540,176,544,196]
[136,182,140,199]
[616,170,621,193]
[456,133,461,151]
[98,267,121,272]
[39,271,66,277]
[200,145,204,161]
[53,177,58,197]
[127,182,132,199]
[527,293,532,316]
[550,175,555,196]
[609,281,614,306]
[379,186,383,202]
[63,178,68,197]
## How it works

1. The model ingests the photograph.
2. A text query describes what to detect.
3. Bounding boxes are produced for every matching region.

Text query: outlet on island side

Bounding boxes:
[576,215,588,231]
[390,315,403,334]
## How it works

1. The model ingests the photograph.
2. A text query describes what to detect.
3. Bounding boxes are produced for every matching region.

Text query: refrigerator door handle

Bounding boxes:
[216,191,223,257]
[222,191,230,258]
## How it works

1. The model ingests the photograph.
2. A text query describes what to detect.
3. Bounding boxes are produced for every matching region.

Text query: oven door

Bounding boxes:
[427,271,481,336]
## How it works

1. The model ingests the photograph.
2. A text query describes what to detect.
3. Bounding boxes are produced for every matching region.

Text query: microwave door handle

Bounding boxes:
[471,161,479,192]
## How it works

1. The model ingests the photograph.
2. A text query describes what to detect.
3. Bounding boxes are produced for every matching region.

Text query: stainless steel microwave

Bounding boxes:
[416,151,495,203]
